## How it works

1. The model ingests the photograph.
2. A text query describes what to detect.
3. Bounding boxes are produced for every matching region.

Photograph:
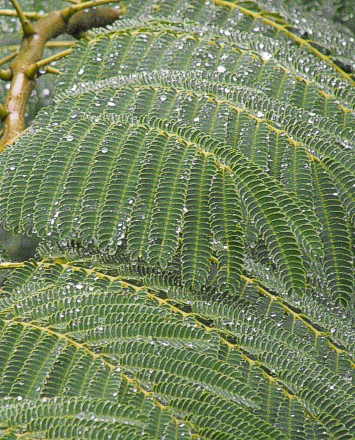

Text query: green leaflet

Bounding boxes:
[213,145,307,297]
[182,154,214,291]
[95,124,153,253]
[209,168,244,293]
[148,143,195,269]
[312,162,354,306]
[128,134,173,260]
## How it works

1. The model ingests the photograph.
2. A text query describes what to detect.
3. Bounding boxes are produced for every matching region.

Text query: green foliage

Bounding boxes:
[0,0,354,438]
[0,261,354,439]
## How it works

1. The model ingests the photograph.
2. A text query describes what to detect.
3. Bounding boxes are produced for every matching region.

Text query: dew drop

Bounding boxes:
[217,65,226,73]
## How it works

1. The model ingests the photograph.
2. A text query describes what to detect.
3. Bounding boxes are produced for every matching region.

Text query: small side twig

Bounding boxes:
[45,41,76,48]
[3,41,76,52]
[25,49,72,78]
[0,52,19,67]
[43,66,61,75]
[10,0,36,36]
[0,9,42,20]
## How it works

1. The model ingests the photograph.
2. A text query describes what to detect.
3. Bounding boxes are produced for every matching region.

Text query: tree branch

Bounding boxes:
[0,0,124,150]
